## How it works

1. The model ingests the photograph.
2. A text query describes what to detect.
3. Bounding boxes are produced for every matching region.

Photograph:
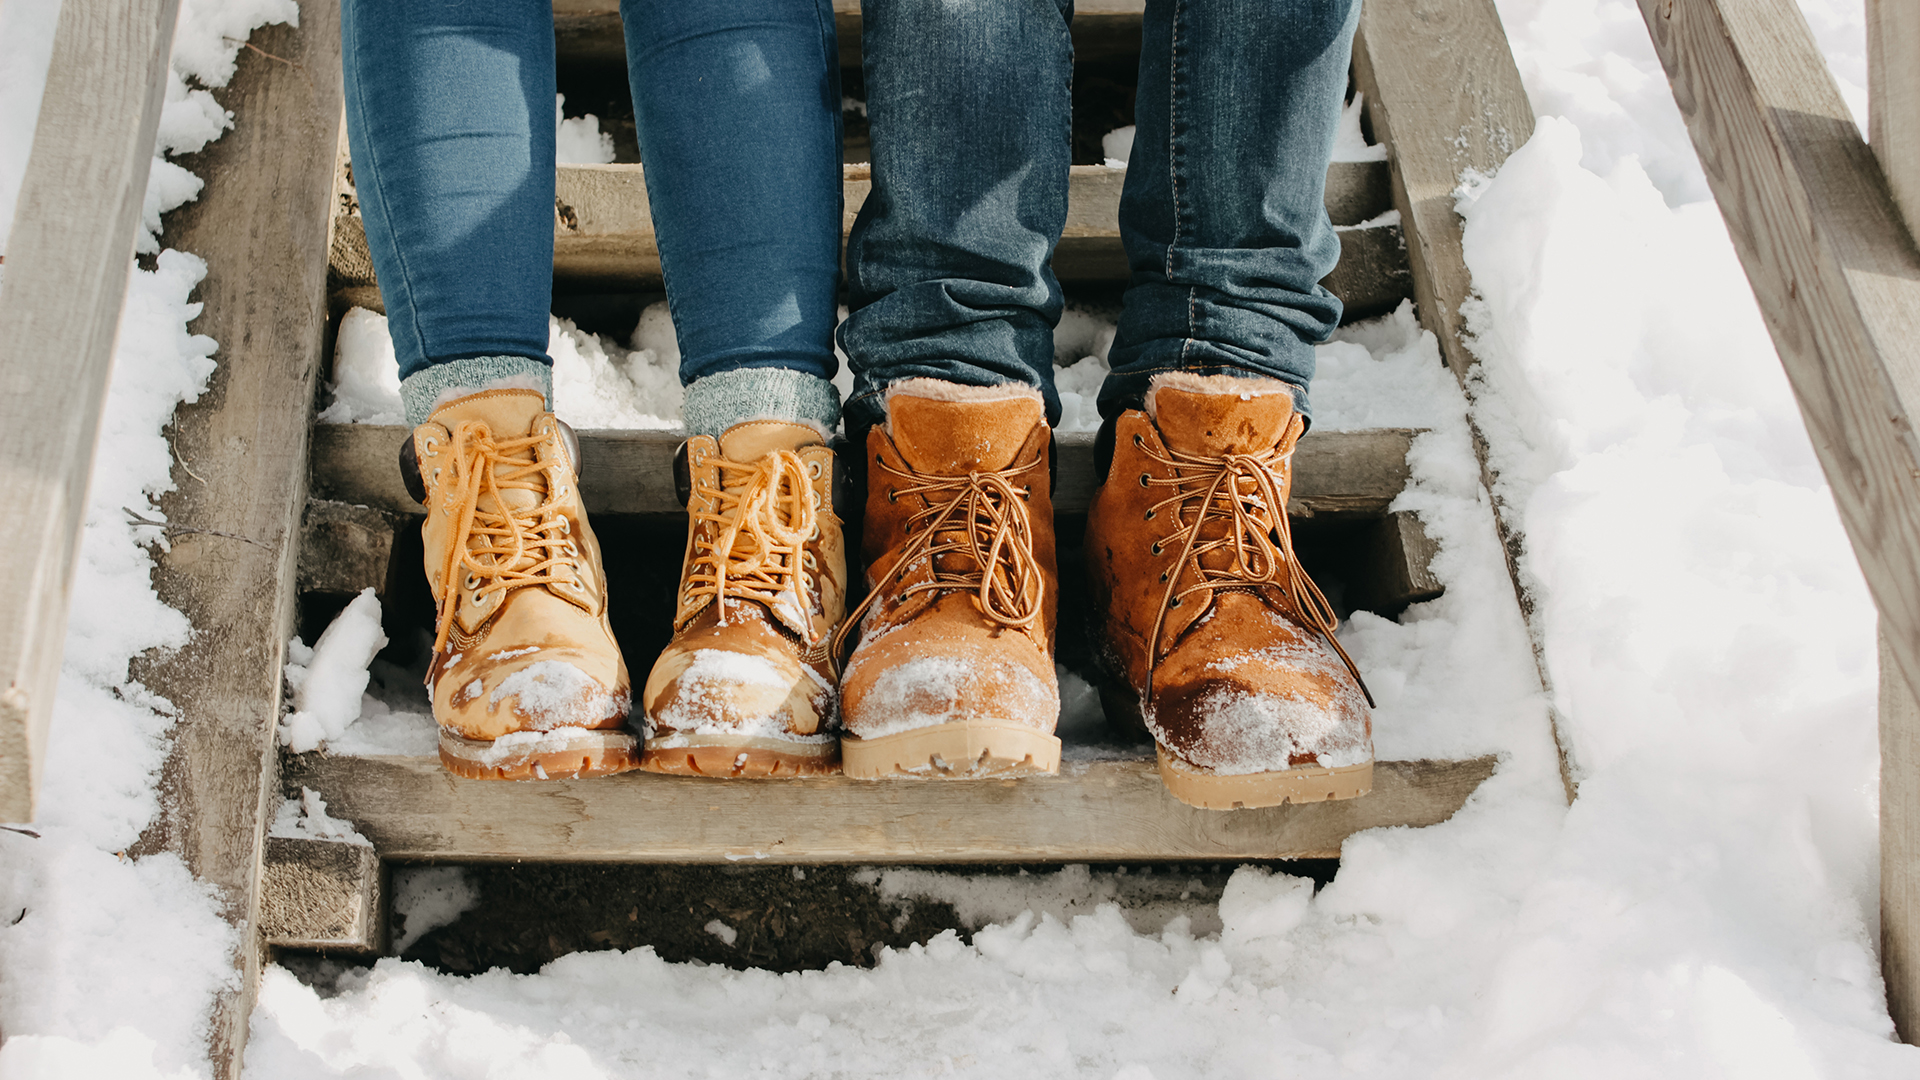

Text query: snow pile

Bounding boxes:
[555,94,615,166]
[316,306,404,424]
[270,787,371,848]
[391,867,479,954]
[1101,124,1134,168]
[867,864,1232,938]
[1333,92,1388,163]
[280,588,389,754]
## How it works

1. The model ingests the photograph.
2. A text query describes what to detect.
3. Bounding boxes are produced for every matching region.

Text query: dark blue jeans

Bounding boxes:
[839,0,1358,430]
[341,0,844,425]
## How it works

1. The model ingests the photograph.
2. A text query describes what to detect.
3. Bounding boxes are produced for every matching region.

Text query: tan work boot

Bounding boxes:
[1085,373,1373,809]
[836,379,1062,778]
[640,420,846,777]
[407,388,636,779]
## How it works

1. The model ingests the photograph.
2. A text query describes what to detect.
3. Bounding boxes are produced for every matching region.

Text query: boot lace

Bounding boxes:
[685,449,819,631]
[1138,437,1374,706]
[431,420,578,658]
[831,451,1045,666]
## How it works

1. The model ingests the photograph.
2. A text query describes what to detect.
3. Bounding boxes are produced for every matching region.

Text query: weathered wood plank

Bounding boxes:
[1351,0,1572,800]
[123,5,343,1074]
[1632,0,1920,1045]
[0,0,179,822]
[285,753,1497,863]
[297,500,398,597]
[336,161,1401,302]
[553,0,1149,68]
[1884,626,1920,1041]
[310,425,1417,519]
[261,836,385,954]
[1870,0,1920,234]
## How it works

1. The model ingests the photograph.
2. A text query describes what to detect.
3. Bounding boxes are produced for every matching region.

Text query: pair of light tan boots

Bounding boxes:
[405,375,1371,809]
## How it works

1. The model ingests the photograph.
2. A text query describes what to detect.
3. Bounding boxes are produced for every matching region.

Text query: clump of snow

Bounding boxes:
[390,867,479,954]
[317,307,403,424]
[488,660,626,729]
[1102,124,1135,167]
[281,589,389,753]
[270,787,371,848]
[1332,92,1387,163]
[551,314,680,429]
[704,919,738,946]
[555,94,615,166]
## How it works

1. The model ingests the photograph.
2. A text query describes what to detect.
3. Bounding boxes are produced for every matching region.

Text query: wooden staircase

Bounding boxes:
[0,0,1550,1073]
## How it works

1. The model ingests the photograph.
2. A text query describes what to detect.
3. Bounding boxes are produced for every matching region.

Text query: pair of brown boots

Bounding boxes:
[405,375,1370,809]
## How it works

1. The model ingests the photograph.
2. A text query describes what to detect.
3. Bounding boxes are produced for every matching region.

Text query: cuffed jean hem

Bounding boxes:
[400,355,554,426]
[1097,361,1313,427]
[682,367,841,437]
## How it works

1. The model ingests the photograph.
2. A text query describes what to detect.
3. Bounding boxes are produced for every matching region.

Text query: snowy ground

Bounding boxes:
[1,0,1912,1076]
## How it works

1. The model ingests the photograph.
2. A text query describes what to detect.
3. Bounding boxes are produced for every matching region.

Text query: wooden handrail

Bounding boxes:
[1634,0,1920,1042]
[0,0,181,823]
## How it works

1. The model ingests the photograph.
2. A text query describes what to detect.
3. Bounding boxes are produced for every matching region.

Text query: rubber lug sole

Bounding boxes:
[438,727,640,781]
[638,734,840,778]
[842,722,1061,779]
[1156,746,1372,810]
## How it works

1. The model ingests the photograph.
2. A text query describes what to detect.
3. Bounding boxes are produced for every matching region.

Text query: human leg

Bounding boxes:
[345,0,635,779]
[619,0,852,775]
[1085,0,1373,809]
[837,0,1075,432]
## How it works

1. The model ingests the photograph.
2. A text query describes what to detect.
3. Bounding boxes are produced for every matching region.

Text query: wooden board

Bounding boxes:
[1632,0,1920,1046]
[309,425,1418,519]
[1870,0,1920,234]
[334,161,1405,308]
[554,0,1150,68]
[0,0,179,822]
[285,752,1498,864]
[122,5,343,1074]
[261,836,385,954]
[1884,628,1920,1041]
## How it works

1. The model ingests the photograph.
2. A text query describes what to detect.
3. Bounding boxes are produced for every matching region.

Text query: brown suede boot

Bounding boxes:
[836,379,1062,778]
[407,389,637,780]
[639,420,846,777]
[1085,373,1373,809]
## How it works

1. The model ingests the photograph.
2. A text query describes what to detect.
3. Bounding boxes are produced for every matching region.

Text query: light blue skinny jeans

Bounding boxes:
[341,0,845,432]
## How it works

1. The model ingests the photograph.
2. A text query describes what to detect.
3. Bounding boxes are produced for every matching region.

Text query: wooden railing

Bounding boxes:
[0,0,180,823]
[1633,0,1920,1042]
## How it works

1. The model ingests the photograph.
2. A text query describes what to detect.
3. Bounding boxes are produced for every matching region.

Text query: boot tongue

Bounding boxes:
[886,386,1044,474]
[1148,378,1297,458]
[431,389,550,514]
[718,419,822,462]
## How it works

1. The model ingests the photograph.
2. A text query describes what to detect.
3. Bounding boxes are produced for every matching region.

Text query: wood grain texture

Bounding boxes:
[337,161,1397,292]
[309,425,1417,518]
[1351,0,1573,800]
[1634,0,1920,1043]
[284,753,1497,863]
[1884,626,1920,1041]
[1870,0,1920,235]
[0,0,179,822]
[123,5,343,1072]
[261,836,385,954]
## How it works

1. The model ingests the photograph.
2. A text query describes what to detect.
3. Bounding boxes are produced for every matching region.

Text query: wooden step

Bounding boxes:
[283,752,1497,864]
[308,425,1420,520]
[554,0,1150,69]
[329,162,1413,320]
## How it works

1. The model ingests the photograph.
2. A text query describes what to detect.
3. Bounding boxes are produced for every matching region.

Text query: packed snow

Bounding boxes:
[280,588,388,754]
[270,787,371,848]
[3,0,1913,1076]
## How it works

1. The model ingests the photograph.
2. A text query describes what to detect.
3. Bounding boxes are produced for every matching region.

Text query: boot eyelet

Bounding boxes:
[558,518,571,535]
[1169,597,1182,608]
[565,541,579,557]
[886,489,897,503]
[1150,542,1162,555]
[1138,473,1150,487]
[1144,509,1155,520]
[1132,433,1143,446]
[803,551,818,568]
[423,437,438,456]
[1160,571,1169,582]
[875,453,885,465]
[808,460,823,479]
[464,574,480,589]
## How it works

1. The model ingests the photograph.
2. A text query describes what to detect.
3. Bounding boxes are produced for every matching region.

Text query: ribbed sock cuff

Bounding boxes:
[400,355,553,427]
[682,367,841,438]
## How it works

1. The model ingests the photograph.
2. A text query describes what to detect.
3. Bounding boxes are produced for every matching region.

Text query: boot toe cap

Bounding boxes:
[438,651,632,741]
[1147,650,1371,775]
[643,643,834,739]
[842,630,1059,740]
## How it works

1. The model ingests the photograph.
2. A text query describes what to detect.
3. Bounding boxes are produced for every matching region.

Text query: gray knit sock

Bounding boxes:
[682,367,840,438]
[400,355,554,426]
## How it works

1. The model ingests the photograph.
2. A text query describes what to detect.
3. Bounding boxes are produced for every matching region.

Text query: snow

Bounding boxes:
[390,868,479,954]
[555,94,616,166]
[4,0,1912,1074]
[270,787,371,848]
[280,588,389,753]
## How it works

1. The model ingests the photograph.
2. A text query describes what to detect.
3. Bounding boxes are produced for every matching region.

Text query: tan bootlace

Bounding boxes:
[831,452,1045,666]
[431,420,576,658]
[1138,436,1374,706]
[685,449,819,630]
